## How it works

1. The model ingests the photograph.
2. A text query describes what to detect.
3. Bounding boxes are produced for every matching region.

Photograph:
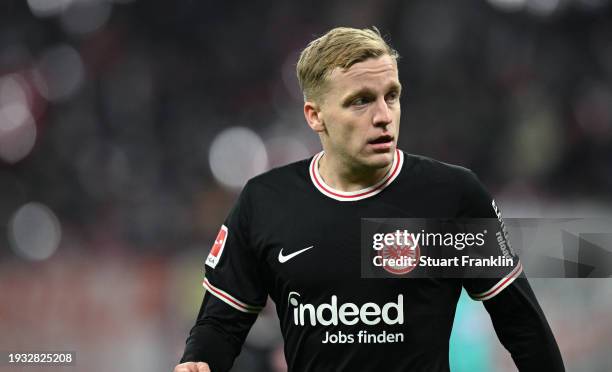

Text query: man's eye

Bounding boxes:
[386,92,399,102]
[352,97,369,106]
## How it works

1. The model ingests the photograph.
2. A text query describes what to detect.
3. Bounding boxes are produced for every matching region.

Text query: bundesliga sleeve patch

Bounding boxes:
[206,225,228,269]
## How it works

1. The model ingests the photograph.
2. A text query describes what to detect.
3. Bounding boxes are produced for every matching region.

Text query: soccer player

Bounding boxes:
[174,27,564,372]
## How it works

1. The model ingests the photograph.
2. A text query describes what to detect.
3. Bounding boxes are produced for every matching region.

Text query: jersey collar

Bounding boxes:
[309,149,404,202]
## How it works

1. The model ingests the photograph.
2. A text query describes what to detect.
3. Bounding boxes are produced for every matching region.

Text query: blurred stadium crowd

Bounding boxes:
[0,0,611,371]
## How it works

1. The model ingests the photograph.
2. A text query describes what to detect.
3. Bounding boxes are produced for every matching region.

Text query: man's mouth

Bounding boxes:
[367,135,394,151]
[368,135,394,145]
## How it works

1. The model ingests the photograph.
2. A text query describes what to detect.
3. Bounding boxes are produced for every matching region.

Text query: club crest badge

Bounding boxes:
[378,234,420,275]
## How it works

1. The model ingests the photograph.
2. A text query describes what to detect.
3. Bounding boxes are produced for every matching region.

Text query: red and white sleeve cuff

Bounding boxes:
[468,261,523,301]
[203,277,263,314]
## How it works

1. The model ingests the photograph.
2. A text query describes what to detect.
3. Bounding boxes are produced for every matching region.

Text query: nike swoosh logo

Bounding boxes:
[278,246,314,263]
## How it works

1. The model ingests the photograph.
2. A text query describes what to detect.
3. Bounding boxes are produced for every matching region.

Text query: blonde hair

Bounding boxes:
[296,26,399,103]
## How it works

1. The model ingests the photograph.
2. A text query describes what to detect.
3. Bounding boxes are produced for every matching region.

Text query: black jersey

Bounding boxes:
[182,149,564,372]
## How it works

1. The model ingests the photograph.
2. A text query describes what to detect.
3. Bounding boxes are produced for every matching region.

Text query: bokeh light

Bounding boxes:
[34,44,85,102]
[0,74,37,163]
[0,74,30,132]
[27,0,72,18]
[209,127,269,190]
[60,0,113,36]
[8,202,62,261]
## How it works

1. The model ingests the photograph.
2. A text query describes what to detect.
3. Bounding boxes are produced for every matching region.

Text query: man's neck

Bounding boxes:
[317,152,392,192]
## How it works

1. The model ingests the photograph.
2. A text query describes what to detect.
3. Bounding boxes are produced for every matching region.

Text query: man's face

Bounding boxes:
[314,54,401,170]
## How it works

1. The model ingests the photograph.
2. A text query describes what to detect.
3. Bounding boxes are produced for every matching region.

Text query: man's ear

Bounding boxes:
[304,101,325,133]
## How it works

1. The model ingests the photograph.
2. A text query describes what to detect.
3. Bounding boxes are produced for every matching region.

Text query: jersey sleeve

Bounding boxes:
[482,277,565,370]
[181,183,268,370]
[458,170,523,301]
[180,292,259,371]
[203,181,268,313]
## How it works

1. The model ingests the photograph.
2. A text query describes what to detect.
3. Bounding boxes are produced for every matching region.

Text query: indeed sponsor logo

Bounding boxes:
[287,292,404,326]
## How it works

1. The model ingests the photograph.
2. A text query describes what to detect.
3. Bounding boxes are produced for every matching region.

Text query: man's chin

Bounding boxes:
[363,150,395,169]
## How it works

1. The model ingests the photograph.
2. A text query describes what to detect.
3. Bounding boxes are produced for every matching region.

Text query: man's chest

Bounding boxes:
[248,198,458,303]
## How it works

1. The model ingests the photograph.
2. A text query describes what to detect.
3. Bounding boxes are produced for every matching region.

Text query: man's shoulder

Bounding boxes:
[245,156,312,192]
[402,151,478,184]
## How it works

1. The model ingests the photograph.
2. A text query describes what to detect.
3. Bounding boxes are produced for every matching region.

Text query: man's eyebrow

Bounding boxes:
[341,82,402,104]
[341,87,374,104]
[389,82,402,94]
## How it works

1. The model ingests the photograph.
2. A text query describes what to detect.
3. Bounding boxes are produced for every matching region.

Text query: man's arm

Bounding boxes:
[178,293,259,372]
[177,181,267,371]
[482,276,565,371]
[457,169,564,370]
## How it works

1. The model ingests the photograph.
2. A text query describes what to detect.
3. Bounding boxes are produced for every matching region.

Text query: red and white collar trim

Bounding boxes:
[309,149,404,202]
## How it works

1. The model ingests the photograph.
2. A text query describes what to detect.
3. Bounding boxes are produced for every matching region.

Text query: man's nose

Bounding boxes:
[372,97,393,127]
